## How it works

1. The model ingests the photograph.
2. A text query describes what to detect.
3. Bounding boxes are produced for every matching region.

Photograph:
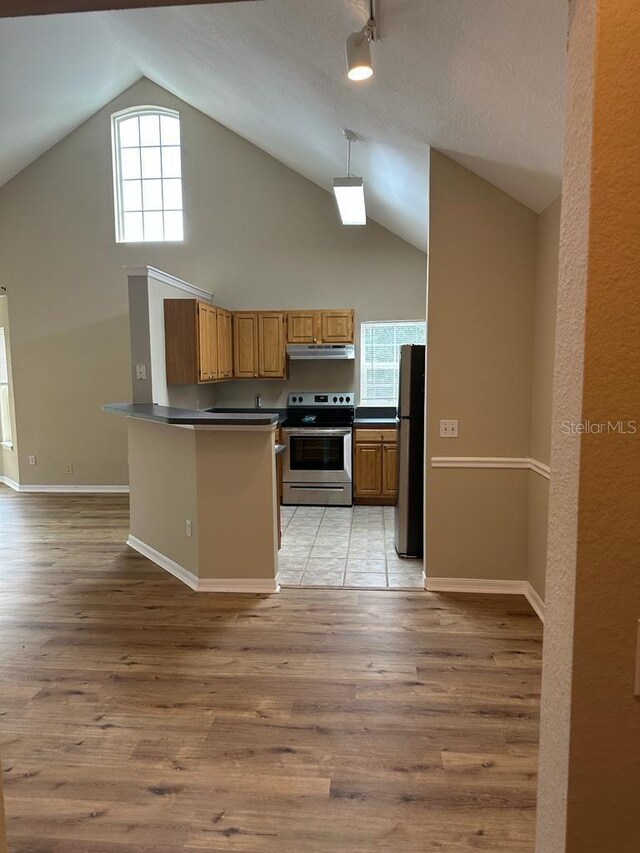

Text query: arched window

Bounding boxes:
[111,106,184,243]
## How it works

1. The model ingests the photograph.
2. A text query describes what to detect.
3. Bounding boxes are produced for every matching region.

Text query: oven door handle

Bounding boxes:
[283,428,351,437]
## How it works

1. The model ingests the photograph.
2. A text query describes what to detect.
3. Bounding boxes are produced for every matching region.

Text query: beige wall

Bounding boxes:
[127,417,277,583]
[528,197,561,599]
[537,1,640,849]
[0,296,19,483]
[195,429,278,580]
[0,77,426,486]
[128,418,198,573]
[425,150,538,581]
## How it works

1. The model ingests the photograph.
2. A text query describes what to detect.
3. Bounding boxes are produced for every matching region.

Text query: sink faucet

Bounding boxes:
[255,395,262,409]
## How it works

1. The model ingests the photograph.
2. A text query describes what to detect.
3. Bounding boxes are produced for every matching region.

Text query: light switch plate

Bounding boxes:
[135,363,147,381]
[440,419,459,438]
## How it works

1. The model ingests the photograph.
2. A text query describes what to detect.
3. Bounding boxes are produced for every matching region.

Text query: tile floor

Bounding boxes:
[278,505,424,589]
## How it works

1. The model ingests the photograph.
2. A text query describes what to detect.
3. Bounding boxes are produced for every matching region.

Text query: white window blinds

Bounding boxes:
[360,320,426,406]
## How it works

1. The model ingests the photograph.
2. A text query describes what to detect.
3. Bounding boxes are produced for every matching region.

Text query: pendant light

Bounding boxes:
[333,130,366,226]
[346,0,377,81]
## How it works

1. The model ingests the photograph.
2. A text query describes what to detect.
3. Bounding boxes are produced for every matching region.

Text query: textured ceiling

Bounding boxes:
[0,14,140,188]
[0,1,567,250]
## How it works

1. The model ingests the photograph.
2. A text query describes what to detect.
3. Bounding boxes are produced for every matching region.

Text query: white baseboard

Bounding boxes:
[425,577,527,595]
[127,535,199,590]
[424,576,544,622]
[127,535,279,594]
[0,475,20,490]
[200,577,280,593]
[523,582,545,622]
[0,478,129,494]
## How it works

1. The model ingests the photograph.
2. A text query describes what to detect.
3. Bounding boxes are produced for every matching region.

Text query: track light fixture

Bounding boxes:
[346,0,377,81]
[333,130,366,226]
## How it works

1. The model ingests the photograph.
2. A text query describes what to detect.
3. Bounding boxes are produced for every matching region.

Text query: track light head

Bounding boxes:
[346,27,373,81]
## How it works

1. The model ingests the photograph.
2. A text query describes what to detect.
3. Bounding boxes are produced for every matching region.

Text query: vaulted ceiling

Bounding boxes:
[0,1,567,250]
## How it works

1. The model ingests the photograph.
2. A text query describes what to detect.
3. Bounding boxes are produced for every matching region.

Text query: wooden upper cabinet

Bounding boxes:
[216,308,233,380]
[382,442,398,498]
[165,298,225,385]
[259,312,287,378]
[354,443,383,497]
[286,309,355,344]
[287,310,320,344]
[321,309,354,343]
[233,312,259,379]
[198,304,214,382]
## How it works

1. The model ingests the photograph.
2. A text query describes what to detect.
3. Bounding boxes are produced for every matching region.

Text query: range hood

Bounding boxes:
[287,344,355,360]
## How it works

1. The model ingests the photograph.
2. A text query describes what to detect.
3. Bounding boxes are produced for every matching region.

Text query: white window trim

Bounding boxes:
[111,105,184,244]
[0,326,12,448]
[359,319,427,407]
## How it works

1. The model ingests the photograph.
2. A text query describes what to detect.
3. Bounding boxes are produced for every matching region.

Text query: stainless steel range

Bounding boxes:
[281,392,355,506]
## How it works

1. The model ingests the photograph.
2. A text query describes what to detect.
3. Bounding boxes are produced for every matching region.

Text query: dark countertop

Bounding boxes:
[103,403,279,427]
[206,407,285,423]
[353,417,398,426]
[275,443,286,456]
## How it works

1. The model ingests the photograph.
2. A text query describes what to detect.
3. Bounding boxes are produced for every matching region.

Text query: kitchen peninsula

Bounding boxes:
[103,403,281,592]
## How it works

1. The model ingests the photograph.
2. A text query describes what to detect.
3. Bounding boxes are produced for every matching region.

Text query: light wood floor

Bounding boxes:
[0,486,542,852]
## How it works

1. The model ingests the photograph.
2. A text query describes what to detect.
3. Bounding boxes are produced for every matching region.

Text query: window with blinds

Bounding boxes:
[0,326,12,445]
[360,320,426,406]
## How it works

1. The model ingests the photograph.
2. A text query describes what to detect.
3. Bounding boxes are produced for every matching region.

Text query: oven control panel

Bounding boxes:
[288,392,355,407]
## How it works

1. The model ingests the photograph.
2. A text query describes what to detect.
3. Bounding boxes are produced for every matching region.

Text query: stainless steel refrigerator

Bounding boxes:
[394,344,425,557]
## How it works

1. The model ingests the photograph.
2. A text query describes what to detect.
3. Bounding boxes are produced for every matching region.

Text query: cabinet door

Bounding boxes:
[259,312,286,378]
[197,303,213,381]
[382,442,398,498]
[321,309,354,343]
[225,311,233,377]
[216,309,226,378]
[287,310,320,343]
[207,305,219,380]
[216,308,232,379]
[233,312,259,378]
[165,299,199,385]
[354,443,383,497]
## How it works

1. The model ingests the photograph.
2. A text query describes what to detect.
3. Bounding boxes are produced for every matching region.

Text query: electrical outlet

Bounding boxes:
[440,419,459,438]
[185,519,192,538]
[28,455,37,466]
[65,464,73,475]
[135,363,147,381]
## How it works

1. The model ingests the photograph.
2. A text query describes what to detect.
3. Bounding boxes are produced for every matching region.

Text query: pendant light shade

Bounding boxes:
[333,177,366,225]
[346,29,373,81]
[333,130,366,226]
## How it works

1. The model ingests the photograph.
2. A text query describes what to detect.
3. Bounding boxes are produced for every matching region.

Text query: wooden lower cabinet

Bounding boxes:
[382,443,398,497]
[354,427,398,504]
[354,444,383,497]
